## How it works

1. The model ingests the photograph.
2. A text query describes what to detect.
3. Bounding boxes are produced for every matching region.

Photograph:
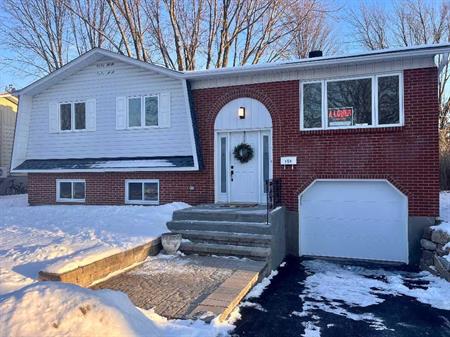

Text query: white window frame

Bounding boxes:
[125,179,160,205]
[59,101,87,132]
[126,95,160,129]
[56,179,86,203]
[300,72,404,131]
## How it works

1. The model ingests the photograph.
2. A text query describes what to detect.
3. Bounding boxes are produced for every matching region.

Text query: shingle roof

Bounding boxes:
[15,156,195,171]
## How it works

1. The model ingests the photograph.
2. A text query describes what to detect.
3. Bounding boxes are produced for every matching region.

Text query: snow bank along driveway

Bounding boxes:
[0,194,188,295]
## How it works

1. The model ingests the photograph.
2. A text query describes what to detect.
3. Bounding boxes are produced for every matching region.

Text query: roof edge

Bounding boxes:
[183,43,450,79]
[17,48,184,96]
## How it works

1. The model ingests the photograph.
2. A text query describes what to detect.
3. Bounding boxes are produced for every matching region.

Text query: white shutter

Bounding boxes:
[158,92,171,128]
[49,102,59,133]
[116,96,127,129]
[86,99,96,131]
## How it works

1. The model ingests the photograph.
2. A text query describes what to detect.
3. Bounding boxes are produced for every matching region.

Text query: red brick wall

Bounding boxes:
[28,67,440,217]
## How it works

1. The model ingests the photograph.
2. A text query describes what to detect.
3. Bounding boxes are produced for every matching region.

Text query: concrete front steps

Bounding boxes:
[167,204,273,262]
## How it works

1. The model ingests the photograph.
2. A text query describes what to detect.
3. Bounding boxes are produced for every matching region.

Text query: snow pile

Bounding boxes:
[0,194,188,294]
[431,222,450,236]
[440,191,450,221]
[436,191,450,262]
[244,270,278,300]
[300,260,450,331]
[0,282,235,337]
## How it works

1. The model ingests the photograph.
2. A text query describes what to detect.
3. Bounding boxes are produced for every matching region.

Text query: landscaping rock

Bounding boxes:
[420,239,437,251]
[431,229,450,245]
[436,244,450,256]
[434,255,450,281]
[436,255,450,271]
[423,226,433,240]
[421,249,434,265]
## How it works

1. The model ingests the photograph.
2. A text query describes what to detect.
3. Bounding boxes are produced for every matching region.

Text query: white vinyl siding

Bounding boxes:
[125,179,159,205]
[27,57,191,159]
[56,179,86,202]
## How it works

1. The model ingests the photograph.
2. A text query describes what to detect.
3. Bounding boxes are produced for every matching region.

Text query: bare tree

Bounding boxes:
[1,0,71,74]
[1,0,339,74]
[68,0,115,54]
[348,0,450,188]
[348,0,450,127]
[287,0,339,59]
[348,2,390,50]
[143,0,338,70]
[106,0,149,61]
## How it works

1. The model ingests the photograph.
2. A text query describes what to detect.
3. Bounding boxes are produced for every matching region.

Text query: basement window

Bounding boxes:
[301,73,403,130]
[125,180,159,205]
[56,179,85,202]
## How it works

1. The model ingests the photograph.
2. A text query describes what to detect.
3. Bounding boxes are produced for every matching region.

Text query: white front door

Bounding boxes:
[216,130,271,203]
[230,131,259,202]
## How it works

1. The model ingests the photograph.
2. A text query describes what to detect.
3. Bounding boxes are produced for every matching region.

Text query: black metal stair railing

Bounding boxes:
[266,178,281,224]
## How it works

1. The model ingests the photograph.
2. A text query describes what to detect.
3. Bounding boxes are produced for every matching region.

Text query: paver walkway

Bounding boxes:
[93,254,266,320]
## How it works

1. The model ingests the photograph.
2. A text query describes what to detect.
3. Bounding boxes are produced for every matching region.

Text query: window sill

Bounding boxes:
[299,125,404,136]
[56,199,85,203]
[58,129,89,133]
[126,126,160,129]
[125,201,159,205]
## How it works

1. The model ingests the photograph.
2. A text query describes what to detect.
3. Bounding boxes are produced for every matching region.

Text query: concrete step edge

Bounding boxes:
[180,241,271,257]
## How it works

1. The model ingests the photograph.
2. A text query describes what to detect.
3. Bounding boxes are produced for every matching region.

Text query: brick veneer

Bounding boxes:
[28,67,440,217]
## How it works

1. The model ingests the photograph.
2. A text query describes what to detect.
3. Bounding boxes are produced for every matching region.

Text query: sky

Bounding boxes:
[0,0,410,91]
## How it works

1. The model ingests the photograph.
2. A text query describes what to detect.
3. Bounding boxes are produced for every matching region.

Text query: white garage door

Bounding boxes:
[299,180,408,263]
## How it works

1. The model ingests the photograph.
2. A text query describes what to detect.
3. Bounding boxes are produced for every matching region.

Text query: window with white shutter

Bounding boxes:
[122,92,170,129]
[51,100,92,132]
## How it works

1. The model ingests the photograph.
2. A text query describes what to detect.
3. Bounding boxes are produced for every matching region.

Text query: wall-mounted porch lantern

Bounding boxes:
[238,107,246,119]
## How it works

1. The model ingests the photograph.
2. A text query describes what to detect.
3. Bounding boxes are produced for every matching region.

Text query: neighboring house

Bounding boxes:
[0,93,18,176]
[0,92,27,195]
[10,45,450,265]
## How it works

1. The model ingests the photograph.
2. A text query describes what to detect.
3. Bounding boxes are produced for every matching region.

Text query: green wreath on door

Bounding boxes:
[233,143,254,163]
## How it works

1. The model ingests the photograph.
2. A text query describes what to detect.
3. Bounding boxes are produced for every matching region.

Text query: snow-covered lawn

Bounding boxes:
[0,194,188,294]
[0,195,239,337]
[2,193,450,337]
[0,281,236,337]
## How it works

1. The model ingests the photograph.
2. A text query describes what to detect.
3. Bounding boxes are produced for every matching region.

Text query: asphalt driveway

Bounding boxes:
[232,256,450,337]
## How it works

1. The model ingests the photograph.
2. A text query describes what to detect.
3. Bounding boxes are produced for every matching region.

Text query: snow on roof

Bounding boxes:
[14,156,194,172]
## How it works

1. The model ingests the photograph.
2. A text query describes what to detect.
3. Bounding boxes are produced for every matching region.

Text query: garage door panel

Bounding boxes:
[299,180,408,263]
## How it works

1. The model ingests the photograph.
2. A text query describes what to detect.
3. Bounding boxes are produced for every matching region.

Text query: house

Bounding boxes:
[0,92,27,195]
[10,45,450,265]
[0,92,18,177]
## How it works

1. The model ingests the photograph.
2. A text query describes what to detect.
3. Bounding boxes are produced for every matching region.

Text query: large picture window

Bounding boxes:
[127,95,159,128]
[125,180,159,205]
[301,74,402,130]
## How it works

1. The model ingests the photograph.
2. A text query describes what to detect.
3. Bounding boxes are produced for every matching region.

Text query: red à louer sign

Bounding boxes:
[328,107,353,126]
[328,108,353,120]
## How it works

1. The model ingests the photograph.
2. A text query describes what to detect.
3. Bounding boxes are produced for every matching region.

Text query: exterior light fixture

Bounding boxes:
[238,107,246,119]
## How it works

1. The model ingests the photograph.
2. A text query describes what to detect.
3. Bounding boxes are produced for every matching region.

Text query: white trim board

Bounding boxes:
[11,166,198,174]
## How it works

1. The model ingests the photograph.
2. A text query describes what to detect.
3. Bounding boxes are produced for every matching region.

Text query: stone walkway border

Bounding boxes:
[38,238,161,287]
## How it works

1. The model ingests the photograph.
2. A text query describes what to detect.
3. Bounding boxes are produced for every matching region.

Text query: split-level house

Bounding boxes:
[11,45,450,265]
